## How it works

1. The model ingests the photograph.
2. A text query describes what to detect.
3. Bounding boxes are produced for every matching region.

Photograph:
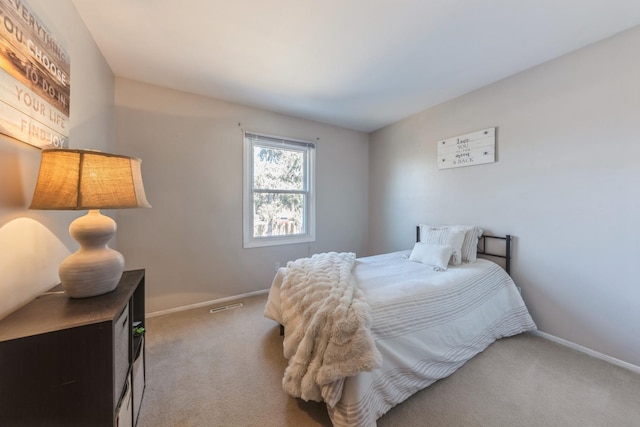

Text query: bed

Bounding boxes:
[264,225,536,426]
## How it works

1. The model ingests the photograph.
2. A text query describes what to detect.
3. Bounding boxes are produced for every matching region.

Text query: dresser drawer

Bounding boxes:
[116,376,133,427]
[114,302,130,407]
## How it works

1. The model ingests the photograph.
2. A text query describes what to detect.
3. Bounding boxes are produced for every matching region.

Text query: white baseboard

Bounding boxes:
[532,330,640,375]
[146,289,269,318]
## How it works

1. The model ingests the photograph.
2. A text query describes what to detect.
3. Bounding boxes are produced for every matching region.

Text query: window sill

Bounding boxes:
[243,234,315,249]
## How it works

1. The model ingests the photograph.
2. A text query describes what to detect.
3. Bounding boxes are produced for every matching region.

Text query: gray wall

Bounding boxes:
[0,0,115,319]
[369,26,640,366]
[114,78,369,313]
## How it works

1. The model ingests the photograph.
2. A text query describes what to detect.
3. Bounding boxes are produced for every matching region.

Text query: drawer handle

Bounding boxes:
[121,316,128,329]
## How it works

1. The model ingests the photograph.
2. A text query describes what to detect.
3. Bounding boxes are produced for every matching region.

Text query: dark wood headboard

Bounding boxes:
[416,226,512,275]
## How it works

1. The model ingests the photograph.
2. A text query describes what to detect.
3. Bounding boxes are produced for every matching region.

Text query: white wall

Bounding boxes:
[0,0,115,319]
[114,78,369,313]
[369,26,640,366]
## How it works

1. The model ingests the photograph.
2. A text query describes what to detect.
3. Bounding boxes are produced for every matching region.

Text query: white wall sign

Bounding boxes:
[0,0,70,149]
[437,127,495,169]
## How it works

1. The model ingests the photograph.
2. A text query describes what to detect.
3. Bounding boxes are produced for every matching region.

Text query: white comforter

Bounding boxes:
[265,250,536,427]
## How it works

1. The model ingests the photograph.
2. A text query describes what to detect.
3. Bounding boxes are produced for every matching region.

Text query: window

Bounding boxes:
[243,131,315,248]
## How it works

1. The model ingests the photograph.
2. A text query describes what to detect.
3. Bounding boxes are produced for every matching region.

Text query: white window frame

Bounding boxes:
[243,131,316,248]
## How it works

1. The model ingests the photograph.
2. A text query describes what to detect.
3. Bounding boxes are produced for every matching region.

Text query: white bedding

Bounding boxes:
[265,250,536,426]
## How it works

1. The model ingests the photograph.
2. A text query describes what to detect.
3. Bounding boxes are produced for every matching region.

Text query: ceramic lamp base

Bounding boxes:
[59,210,124,298]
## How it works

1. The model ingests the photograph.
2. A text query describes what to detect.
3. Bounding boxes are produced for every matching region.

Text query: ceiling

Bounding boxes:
[71,0,640,132]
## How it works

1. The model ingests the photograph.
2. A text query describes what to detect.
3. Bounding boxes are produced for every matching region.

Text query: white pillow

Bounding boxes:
[408,243,453,271]
[456,226,483,263]
[418,226,466,266]
[419,225,483,263]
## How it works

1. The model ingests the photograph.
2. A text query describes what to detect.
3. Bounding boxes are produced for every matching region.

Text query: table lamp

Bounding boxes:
[30,149,151,298]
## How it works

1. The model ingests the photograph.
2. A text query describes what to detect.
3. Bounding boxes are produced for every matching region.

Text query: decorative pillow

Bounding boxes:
[456,226,483,263]
[408,243,453,271]
[418,226,466,266]
[419,224,483,263]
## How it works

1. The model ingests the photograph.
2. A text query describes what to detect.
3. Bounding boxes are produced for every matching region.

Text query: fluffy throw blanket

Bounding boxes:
[279,252,382,407]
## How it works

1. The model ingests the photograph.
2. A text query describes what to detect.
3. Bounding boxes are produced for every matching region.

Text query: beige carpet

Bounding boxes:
[137,294,640,427]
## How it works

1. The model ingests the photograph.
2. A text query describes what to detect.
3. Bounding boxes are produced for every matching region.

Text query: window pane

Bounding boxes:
[244,131,315,248]
[253,193,304,237]
[253,146,304,191]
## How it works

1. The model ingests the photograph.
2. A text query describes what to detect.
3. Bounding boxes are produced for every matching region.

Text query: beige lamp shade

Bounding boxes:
[30,149,151,210]
[30,149,151,298]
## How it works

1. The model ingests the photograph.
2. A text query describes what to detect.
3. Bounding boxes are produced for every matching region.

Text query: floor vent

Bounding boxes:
[209,302,243,314]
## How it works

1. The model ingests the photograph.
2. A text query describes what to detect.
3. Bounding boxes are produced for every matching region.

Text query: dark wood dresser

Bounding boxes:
[0,269,146,427]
